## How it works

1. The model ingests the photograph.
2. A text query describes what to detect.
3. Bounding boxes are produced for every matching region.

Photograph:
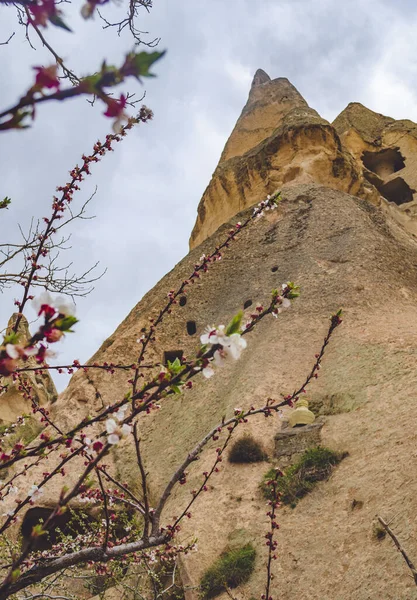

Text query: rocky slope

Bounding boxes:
[20,72,417,599]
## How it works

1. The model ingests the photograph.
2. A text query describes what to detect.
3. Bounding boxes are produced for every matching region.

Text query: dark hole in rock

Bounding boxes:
[362,148,405,179]
[186,321,197,336]
[179,296,187,307]
[243,299,253,309]
[351,499,364,511]
[380,177,415,205]
[271,265,278,272]
[21,507,93,551]
[163,350,183,365]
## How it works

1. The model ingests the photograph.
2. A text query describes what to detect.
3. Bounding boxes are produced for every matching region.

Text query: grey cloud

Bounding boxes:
[1,0,417,390]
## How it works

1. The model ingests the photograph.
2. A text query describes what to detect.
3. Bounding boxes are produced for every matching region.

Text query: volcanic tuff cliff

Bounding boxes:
[15,72,417,599]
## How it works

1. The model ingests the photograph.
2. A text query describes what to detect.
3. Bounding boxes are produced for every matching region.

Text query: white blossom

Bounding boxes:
[5,344,19,359]
[106,418,132,445]
[202,364,215,379]
[32,291,54,314]
[32,291,75,317]
[200,322,248,380]
[55,296,76,317]
[28,485,43,501]
[114,405,128,422]
[213,348,227,367]
[84,437,94,458]
[224,333,247,360]
[200,325,228,346]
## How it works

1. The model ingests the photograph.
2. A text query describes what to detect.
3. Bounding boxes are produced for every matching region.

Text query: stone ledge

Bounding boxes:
[274,419,325,466]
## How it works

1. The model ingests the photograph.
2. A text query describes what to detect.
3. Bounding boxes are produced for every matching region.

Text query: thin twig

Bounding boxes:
[0,32,15,45]
[96,469,110,549]
[378,515,417,585]
[133,423,150,539]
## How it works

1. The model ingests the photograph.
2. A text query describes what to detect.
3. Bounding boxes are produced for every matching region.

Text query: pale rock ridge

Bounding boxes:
[251,68,270,87]
[190,73,370,249]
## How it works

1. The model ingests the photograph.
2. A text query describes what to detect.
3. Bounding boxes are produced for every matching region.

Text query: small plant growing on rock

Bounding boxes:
[373,522,387,541]
[228,434,267,463]
[200,543,256,598]
[261,446,347,507]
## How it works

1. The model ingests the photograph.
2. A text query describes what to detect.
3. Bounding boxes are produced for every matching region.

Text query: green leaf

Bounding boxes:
[122,50,166,80]
[167,357,184,375]
[11,569,20,583]
[171,385,182,395]
[225,311,243,336]
[55,316,78,332]
[31,524,47,537]
[49,14,72,32]
[285,282,300,299]
[270,191,282,205]
[3,333,20,345]
[78,73,103,94]
[0,196,11,210]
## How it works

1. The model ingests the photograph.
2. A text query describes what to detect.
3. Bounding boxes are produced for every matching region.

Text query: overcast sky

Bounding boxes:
[1,0,417,391]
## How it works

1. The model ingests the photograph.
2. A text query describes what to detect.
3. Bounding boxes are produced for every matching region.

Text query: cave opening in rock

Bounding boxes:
[186,321,197,336]
[361,148,405,179]
[380,177,415,205]
[243,299,253,309]
[163,350,183,365]
[179,296,187,307]
[21,507,92,551]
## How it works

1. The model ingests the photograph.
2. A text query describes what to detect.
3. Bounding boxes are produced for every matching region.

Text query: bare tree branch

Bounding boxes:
[0,32,15,45]
[377,516,417,585]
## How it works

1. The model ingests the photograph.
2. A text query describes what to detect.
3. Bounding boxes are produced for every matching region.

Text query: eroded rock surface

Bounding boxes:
[334,101,417,236]
[0,314,57,423]
[52,182,417,600]
[189,73,377,249]
[20,71,417,600]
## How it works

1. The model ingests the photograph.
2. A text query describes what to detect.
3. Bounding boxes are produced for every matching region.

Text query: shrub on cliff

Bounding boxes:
[228,434,268,463]
[200,544,256,598]
[261,446,348,507]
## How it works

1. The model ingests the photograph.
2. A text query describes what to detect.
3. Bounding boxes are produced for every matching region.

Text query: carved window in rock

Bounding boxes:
[21,507,92,551]
[361,148,405,179]
[380,177,415,205]
[163,350,183,365]
[186,321,197,336]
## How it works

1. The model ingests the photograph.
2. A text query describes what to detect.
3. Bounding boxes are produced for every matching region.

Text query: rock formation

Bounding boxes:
[0,314,57,423]
[19,72,417,599]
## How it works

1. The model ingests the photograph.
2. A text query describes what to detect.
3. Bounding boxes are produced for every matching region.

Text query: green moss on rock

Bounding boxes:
[200,544,256,598]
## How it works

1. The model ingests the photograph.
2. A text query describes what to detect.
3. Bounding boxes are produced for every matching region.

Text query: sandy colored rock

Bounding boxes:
[49,181,417,600]
[334,102,417,239]
[189,75,377,249]
[13,71,417,599]
[0,314,57,423]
